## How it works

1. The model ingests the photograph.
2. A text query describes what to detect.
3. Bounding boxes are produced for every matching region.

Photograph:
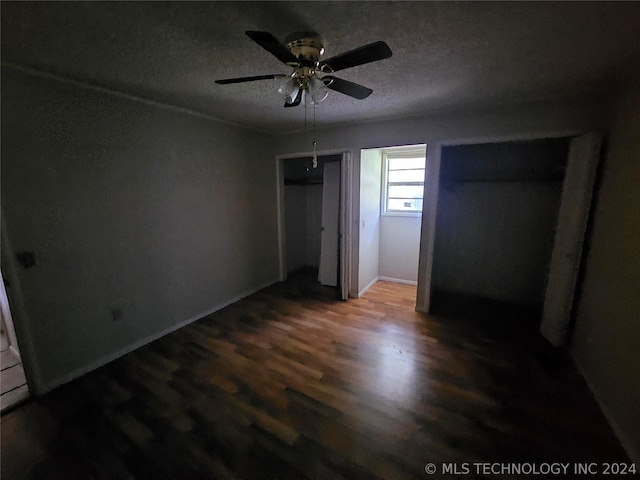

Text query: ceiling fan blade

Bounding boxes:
[284,89,303,108]
[320,41,392,72]
[215,74,287,85]
[245,31,299,65]
[324,76,373,100]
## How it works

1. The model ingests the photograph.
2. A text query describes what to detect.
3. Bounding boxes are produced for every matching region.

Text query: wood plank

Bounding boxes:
[1,364,26,394]
[1,349,19,371]
[0,384,29,413]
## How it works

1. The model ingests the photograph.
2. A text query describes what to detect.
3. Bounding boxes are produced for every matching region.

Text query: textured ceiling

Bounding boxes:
[2,1,640,133]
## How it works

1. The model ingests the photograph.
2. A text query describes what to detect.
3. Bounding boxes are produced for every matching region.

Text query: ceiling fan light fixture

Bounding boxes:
[309,76,329,104]
[278,77,300,103]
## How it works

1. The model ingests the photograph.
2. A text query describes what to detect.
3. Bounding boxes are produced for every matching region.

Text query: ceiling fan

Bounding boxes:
[215,31,392,107]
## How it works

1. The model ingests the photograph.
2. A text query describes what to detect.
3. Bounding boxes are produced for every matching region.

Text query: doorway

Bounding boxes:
[277,151,352,300]
[431,139,568,314]
[357,144,427,297]
[417,133,601,346]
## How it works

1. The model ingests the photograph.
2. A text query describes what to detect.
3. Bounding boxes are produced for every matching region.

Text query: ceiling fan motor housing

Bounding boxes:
[285,31,324,67]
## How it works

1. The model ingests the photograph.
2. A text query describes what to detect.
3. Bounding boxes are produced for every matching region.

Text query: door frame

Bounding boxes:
[416,130,599,326]
[276,149,353,300]
[540,133,602,345]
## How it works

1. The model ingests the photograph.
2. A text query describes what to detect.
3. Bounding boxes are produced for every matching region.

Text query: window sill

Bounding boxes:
[381,211,422,218]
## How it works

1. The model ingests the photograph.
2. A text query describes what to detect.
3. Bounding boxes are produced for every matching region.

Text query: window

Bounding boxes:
[382,147,426,215]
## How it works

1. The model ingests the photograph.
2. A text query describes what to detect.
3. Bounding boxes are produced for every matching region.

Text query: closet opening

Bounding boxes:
[276,151,352,300]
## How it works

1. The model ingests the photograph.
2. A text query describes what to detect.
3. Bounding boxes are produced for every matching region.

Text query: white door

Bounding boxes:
[319,161,340,286]
[540,133,602,346]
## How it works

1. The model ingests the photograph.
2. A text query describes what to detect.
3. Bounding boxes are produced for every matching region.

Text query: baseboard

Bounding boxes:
[37,278,278,395]
[377,276,418,286]
[572,353,639,464]
[358,276,379,297]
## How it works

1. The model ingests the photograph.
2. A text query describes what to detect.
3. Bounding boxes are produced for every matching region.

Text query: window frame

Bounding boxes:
[381,147,427,217]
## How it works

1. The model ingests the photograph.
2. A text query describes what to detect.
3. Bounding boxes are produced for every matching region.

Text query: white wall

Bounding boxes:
[571,83,640,462]
[284,185,307,273]
[305,185,323,268]
[284,184,322,273]
[434,183,562,304]
[358,149,382,294]
[1,68,280,393]
[379,216,422,284]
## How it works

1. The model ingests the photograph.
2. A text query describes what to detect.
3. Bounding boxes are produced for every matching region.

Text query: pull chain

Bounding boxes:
[304,95,310,172]
[312,103,318,169]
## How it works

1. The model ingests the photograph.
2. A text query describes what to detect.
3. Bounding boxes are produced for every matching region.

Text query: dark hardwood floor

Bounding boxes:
[1,275,632,479]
